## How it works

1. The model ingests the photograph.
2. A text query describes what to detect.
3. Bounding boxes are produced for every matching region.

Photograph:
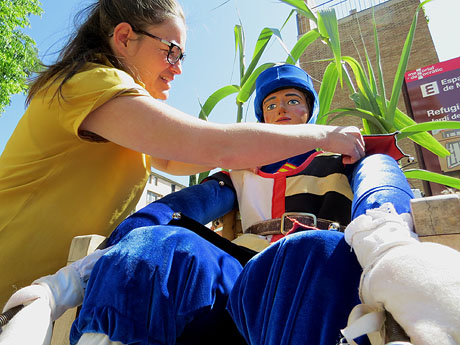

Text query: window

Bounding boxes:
[147,191,161,203]
[446,140,460,169]
[148,174,158,186]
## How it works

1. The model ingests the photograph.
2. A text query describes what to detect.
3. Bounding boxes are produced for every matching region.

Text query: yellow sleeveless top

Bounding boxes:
[0,61,151,304]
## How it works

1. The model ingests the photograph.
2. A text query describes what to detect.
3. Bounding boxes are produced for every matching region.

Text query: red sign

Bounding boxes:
[404,56,460,195]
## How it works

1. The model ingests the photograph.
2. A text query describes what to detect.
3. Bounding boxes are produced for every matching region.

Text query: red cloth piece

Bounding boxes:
[363,133,408,161]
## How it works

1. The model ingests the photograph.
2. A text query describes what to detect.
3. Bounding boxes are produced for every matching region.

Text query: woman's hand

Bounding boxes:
[319,126,365,164]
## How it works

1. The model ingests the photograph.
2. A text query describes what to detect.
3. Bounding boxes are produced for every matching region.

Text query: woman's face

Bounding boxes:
[262,88,310,125]
[125,16,186,100]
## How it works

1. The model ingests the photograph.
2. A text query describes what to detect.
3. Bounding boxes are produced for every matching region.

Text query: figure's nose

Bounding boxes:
[278,102,288,114]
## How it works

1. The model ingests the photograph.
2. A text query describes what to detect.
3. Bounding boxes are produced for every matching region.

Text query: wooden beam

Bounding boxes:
[410,194,460,236]
[50,235,105,345]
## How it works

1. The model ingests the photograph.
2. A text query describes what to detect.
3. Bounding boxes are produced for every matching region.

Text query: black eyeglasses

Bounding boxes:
[133,29,185,65]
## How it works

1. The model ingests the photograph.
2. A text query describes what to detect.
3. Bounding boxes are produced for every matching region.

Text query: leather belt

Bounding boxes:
[245,212,345,236]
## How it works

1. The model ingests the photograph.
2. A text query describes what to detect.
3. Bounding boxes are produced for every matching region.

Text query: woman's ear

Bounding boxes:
[110,22,138,57]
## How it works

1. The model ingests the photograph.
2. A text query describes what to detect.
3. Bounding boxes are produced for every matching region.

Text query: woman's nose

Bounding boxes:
[169,59,183,75]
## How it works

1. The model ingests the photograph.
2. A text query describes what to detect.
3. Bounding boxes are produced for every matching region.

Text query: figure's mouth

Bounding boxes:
[276,117,291,123]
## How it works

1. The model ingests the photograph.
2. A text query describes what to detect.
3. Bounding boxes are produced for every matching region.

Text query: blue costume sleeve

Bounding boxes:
[350,154,414,219]
[107,179,237,246]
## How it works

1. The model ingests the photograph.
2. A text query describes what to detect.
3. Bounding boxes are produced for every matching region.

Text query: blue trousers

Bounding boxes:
[70,154,413,345]
[228,231,365,345]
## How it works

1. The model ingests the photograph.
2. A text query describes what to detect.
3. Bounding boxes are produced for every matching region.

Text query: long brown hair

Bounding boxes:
[26,0,185,104]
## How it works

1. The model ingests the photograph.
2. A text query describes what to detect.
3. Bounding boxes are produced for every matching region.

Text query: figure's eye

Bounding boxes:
[266,103,277,111]
[287,99,300,105]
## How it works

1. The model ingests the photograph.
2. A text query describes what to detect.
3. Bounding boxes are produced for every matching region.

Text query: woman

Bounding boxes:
[0,0,365,305]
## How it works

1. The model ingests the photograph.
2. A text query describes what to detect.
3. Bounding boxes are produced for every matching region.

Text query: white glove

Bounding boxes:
[343,203,460,345]
[2,246,111,321]
[0,288,53,345]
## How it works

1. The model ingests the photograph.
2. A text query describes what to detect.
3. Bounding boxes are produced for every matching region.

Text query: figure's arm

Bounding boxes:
[107,173,237,246]
[80,95,365,169]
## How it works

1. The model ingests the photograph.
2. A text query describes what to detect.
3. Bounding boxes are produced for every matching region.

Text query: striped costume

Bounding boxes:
[231,150,353,232]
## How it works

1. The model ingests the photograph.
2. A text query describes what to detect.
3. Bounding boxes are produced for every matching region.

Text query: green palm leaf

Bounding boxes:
[392,107,450,157]
[404,169,460,189]
[372,9,387,114]
[198,171,211,184]
[397,121,460,140]
[326,107,387,132]
[237,63,275,103]
[241,27,277,85]
[286,29,321,64]
[364,50,377,95]
[317,9,342,84]
[316,62,339,125]
[386,0,431,123]
[342,56,380,116]
[234,24,245,80]
[279,0,317,24]
[199,85,240,120]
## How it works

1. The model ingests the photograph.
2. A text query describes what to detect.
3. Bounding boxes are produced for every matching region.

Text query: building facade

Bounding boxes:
[133,171,186,212]
[296,0,439,194]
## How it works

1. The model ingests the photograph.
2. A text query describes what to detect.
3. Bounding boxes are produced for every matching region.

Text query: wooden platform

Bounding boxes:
[410,194,460,251]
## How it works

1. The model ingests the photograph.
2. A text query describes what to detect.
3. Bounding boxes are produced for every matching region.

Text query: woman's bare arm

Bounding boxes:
[80,95,365,170]
[150,157,214,175]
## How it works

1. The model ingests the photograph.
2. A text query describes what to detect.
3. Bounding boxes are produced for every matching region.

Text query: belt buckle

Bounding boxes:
[280,212,317,235]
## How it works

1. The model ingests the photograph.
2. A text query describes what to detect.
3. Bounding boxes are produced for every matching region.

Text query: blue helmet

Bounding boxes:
[254,64,319,124]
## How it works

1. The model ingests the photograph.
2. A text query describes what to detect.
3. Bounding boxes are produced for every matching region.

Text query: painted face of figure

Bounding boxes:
[126,16,186,100]
[262,88,310,125]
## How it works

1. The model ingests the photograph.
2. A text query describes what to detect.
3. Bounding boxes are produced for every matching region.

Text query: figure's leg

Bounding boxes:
[228,230,370,345]
[227,155,412,344]
[350,154,413,218]
[70,225,244,345]
[76,333,122,345]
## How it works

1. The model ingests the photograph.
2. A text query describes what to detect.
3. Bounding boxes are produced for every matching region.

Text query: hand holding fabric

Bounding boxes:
[320,125,365,164]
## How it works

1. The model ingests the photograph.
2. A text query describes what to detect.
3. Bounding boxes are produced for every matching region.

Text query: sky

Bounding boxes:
[0,0,459,186]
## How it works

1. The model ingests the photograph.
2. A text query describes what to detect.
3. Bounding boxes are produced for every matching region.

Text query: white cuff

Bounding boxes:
[33,247,111,320]
[344,203,418,269]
